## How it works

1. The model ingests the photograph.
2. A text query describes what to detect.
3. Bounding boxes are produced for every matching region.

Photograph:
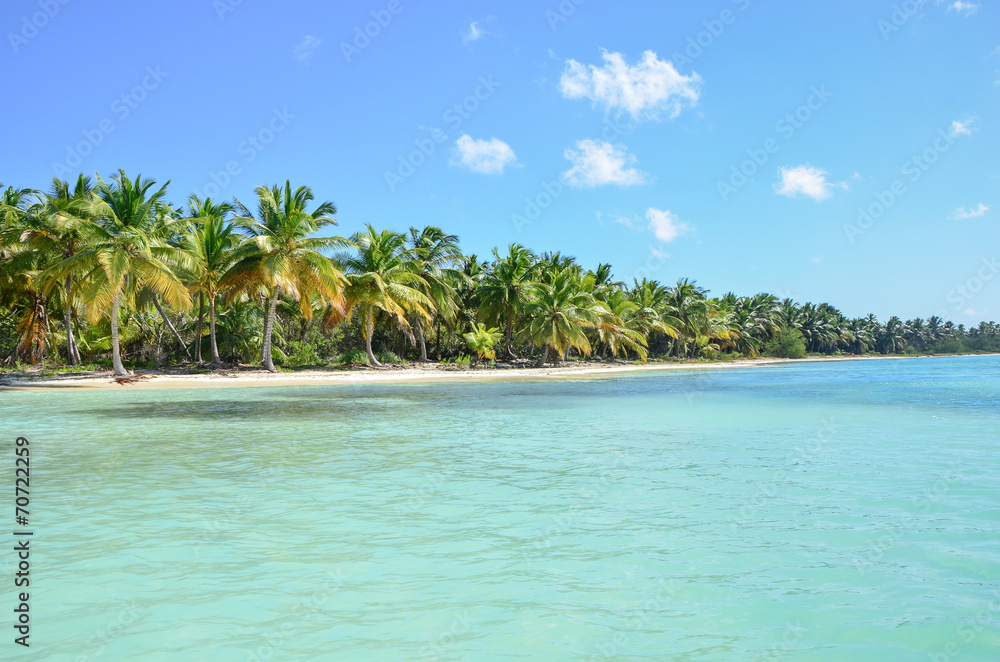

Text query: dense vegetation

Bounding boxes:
[2,173,997,376]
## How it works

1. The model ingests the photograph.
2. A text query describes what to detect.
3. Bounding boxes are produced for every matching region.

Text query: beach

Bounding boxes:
[0,354,946,391]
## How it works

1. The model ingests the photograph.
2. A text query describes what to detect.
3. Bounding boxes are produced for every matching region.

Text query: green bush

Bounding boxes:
[337,349,370,365]
[377,351,404,365]
[931,337,965,355]
[284,341,324,367]
[764,328,807,359]
[454,355,472,369]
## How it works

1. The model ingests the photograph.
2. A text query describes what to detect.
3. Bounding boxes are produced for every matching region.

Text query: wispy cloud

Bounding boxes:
[775,165,845,201]
[950,116,978,136]
[294,35,322,64]
[950,203,989,219]
[453,135,518,174]
[562,140,647,188]
[560,49,701,121]
[646,208,690,243]
[947,1,979,15]
[461,22,483,44]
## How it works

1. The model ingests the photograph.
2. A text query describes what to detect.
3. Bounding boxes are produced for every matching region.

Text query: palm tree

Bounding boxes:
[463,323,502,365]
[225,182,348,371]
[48,171,191,377]
[181,197,239,368]
[341,225,433,367]
[22,176,96,365]
[877,316,906,354]
[406,226,467,362]
[478,244,536,359]
[523,270,602,367]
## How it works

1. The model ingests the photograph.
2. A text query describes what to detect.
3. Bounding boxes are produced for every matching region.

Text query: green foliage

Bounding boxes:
[463,323,501,362]
[764,327,807,359]
[931,337,964,354]
[283,341,324,367]
[377,351,404,365]
[454,355,472,369]
[337,349,370,366]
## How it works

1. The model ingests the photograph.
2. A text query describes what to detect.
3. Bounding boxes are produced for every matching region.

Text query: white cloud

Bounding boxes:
[646,208,690,243]
[294,35,322,64]
[453,135,518,174]
[597,211,640,230]
[560,49,701,120]
[775,165,843,201]
[948,1,979,15]
[651,247,671,260]
[964,308,978,316]
[950,116,978,136]
[950,203,989,219]
[812,256,825,264]
[562,140,647,188]
[461,22,483,44]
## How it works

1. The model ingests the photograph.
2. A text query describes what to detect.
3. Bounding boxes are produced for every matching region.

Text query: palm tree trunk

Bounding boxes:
[535,345,548,368]
[434,314,442,358]
[111,290,128,377]
[152,294,191,360]
[365,305,383,367]
[195,293,204,363]
[261,288,279,371]
[415,318,428,362]
[63,275,76,366]
[209,294,222,368]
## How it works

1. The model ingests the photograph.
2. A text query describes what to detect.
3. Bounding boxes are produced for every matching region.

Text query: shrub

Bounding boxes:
[377,351,404,365]
[931,337,965,355]
[764,328,807,359]
[284,341,324,367]
[337,349,370,365]
[454,355,472,369]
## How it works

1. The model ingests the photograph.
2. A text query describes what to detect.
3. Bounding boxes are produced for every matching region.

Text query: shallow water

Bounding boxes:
[1,356,999,661]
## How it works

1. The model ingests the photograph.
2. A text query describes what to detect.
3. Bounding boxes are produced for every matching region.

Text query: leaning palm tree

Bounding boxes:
[48,171,191,377]
[224,182,348,372]
[340,225,434,367]
[406,226,467,362]
[181,197,240,368]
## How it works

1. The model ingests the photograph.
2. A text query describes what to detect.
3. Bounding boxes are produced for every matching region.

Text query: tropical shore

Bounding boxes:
[0,354,967,391]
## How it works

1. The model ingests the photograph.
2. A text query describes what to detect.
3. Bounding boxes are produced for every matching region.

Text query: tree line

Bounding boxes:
[1,172,997,377]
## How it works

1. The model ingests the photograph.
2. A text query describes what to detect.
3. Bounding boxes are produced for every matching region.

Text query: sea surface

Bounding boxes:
[1,356,998,661]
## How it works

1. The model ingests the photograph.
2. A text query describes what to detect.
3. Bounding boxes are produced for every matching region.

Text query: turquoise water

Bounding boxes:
[1,356,999,661]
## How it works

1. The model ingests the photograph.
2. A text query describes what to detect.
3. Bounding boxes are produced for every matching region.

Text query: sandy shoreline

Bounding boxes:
[0,354,975,392]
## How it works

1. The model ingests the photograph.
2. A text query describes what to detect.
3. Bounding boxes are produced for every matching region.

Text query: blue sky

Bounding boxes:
[3,0,998,322]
